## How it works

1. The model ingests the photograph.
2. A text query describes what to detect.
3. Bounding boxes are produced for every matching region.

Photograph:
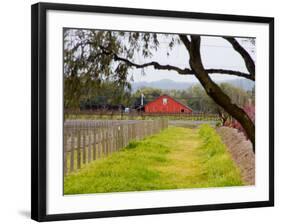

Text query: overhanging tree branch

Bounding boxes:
[113,54,192,74]
[205,69,253,79]
[69,41,255,80]
[185,35,255,148]
[179,34,191,50]
[223,37,255,80]
[114,54,253,79]
[98,45,192,74]
[98,45,254,80]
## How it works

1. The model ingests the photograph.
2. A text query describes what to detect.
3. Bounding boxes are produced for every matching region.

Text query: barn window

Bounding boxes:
[181,109,185,113]
[163,98,168,105]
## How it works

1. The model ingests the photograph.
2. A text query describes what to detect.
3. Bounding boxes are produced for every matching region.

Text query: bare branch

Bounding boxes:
[179,34,191,50]
[113,55,192,74]
[99,45,191,74]
[223,37,255,79]
[98,45,254,80]
[206,69,254,81]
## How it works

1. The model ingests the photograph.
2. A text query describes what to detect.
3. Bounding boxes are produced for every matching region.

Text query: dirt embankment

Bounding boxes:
[216,127,255,185]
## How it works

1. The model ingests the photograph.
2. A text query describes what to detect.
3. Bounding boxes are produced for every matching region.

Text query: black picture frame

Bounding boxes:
[31,2,274,222]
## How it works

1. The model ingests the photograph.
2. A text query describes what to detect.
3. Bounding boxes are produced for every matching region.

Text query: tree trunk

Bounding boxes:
[184,36,255,151]
[217,108,228,126]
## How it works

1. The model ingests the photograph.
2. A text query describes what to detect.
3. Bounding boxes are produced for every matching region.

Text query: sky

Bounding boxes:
[65,29,256,84]
[127,36,255,83]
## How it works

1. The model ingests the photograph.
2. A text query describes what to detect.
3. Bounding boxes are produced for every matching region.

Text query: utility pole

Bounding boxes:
[141,93,144,106]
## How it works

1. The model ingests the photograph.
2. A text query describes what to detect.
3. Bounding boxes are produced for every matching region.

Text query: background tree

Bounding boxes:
[186,83,253,113]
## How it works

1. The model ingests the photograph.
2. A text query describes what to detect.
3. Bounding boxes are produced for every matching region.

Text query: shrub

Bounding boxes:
[224,104,255,139]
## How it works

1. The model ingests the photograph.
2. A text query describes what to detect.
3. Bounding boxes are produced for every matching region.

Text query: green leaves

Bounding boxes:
[63,29,178,109]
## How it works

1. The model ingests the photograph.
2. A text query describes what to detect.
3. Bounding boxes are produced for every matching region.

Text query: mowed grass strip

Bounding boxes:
[64,125,243,195]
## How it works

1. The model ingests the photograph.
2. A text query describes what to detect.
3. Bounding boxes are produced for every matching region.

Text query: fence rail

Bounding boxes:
[63,119,168,175]
[65,111,220,121]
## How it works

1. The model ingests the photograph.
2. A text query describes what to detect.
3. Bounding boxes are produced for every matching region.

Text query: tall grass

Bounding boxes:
[198,124,243,187]
[64,125,243,195]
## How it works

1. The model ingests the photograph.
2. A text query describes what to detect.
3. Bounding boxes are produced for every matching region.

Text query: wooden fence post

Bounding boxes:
[92,128,96,161]
[88,127,92,163]
[63,130,67,176]
[82,128,86,164]
[70,129,75,172]
[77,129,81,169]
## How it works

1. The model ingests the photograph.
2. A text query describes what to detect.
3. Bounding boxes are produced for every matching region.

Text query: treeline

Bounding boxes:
[133,83,254,113]
[65,76,254,114]
[64,78,131,110]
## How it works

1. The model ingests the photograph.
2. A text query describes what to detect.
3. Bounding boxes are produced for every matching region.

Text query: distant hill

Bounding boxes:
[131,79,194,92]
[223,79,254,91]
[131,78,254,92]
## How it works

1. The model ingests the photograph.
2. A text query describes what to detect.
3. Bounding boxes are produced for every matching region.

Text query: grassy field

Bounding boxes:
[64,125,243,195]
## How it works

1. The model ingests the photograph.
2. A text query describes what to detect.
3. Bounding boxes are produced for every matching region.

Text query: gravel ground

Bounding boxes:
[216,127,255,185]
[168,120,217,128]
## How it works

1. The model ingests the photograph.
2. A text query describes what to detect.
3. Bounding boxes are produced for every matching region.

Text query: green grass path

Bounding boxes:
[64,126,243,195]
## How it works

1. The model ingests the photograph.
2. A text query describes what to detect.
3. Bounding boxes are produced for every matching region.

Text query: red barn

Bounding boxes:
[144,95,192,114]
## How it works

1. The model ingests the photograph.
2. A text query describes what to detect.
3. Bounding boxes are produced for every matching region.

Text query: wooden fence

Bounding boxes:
[63,119,168,175]
[65,111,220,121]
